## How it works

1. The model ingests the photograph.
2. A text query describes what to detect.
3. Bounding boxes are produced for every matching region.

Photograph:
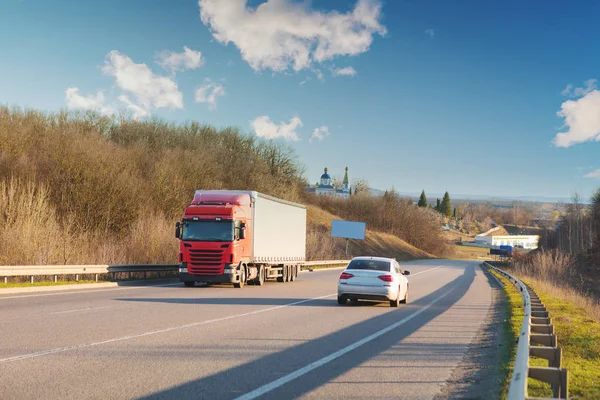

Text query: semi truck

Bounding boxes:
[175,190,307,288]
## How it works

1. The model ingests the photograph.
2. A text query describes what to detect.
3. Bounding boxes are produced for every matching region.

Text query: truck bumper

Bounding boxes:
[179,271,239,284]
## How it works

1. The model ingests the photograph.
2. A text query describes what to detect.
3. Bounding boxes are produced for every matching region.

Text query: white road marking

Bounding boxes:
[234,286,455,400]
[0,282,182,300]
[409,266,443,277]
[49,306,113,315]
[0,293,336,363]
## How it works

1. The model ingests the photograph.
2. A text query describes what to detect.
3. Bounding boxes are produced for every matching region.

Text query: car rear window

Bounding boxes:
[346,259,390,271]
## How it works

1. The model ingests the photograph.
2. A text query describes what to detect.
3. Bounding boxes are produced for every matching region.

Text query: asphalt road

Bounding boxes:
[0,259,493,400]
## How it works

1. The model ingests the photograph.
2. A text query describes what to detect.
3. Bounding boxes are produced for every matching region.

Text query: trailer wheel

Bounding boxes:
[284,265,291,282]
[233,267,246,288]
[277,265,285,282]
[184,281,195,287]
[290,265,296,282]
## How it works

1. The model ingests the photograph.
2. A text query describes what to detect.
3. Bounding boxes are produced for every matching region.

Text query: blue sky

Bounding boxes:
[1,0,600,201]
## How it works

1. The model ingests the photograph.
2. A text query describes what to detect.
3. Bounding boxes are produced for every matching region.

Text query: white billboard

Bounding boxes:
[331,220,366,240]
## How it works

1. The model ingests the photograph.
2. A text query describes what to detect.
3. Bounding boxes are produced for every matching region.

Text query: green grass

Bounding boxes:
[489,268,522,400]
[0,280,100,288]
[489,266,600,400]
[522,277,600,400]
[303,264,347,270]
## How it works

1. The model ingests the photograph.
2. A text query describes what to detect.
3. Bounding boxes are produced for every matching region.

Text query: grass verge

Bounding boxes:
[489,266,600,399]
[0,280,100,288]
[522,277,600,400]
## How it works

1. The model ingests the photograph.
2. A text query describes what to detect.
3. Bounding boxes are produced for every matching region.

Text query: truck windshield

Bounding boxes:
[182,220,234,241]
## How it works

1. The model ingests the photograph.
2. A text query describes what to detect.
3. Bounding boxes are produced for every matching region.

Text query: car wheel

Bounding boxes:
[337,295,347,305]
[400,286,408,304]
[184,281,195,287]
[390,291,400,307]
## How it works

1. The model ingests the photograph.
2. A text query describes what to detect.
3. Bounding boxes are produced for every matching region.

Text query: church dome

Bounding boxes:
[320,167,331,180]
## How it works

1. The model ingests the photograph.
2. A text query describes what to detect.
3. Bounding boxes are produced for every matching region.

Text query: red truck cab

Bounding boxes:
[176,191,252,287]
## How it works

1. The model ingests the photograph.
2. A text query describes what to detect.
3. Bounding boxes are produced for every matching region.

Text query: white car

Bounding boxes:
[337,256,410,307]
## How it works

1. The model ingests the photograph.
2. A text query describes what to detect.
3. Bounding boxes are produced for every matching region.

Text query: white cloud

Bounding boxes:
[333,66,357,77]
[118,95,150,119]
[194,79,226,110]
[425,29,435,38]
[102,50,184,112]
[65,50,186,120]
[65,88,116,115]
[585,169,600,179]
[561,79,598,97]
[250,115,302,141]
[561,84,573,97]
[156,46,204,73]
[198,0,386,73]
[554,83,600,148]
[310,126,329,142]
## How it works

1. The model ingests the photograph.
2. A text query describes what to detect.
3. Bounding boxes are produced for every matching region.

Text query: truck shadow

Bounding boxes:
[135,264,479,400]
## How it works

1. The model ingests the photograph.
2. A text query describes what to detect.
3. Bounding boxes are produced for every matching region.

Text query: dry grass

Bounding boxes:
[0,106,443,265]
[306,205,431,261]
[306,191,450,256]
[451,244,491,260]
[522,276,600,322]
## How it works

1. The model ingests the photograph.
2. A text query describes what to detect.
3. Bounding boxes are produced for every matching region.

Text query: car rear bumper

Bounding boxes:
[338,284,396,301]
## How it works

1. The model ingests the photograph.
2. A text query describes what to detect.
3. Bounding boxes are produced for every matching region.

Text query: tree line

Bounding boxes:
[417,190,454,217]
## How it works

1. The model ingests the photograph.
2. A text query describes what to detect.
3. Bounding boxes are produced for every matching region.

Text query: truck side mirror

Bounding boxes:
[175,222,181,239]
[239,227,246,240]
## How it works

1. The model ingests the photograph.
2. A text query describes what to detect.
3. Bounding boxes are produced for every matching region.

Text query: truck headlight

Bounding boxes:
[223,265,236,274]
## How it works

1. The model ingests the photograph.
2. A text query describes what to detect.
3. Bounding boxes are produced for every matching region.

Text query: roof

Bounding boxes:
[350,256,395,262]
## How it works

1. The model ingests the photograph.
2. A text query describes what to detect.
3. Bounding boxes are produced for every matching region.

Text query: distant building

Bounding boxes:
[474,234,539,250]
[308,167,351,199]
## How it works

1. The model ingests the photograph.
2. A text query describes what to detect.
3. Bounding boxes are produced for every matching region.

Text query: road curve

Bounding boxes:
[0,260,494,400]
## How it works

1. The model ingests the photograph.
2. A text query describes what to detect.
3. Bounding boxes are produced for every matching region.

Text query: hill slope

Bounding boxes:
[307,206,432,261]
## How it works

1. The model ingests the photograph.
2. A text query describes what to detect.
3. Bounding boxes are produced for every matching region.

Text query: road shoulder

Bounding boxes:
[434,267,507,400]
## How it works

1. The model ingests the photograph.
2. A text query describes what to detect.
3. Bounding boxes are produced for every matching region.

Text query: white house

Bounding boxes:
[474,234,539,249]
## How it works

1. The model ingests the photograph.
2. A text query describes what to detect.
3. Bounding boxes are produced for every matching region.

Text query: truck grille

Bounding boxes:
[189,249,224,275]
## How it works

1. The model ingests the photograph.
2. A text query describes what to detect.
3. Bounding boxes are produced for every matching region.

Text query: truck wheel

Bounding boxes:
[184,281,195,287]
[233,267,246,288]
[257,266,265,286]
[290,265,296,282]
[277,265,286,282]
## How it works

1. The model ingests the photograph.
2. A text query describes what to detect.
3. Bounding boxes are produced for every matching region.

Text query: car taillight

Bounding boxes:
[339,272,354,280]
[378,275,394,282]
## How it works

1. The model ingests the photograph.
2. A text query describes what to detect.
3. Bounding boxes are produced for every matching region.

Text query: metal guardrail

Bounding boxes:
[0,260,350,283]
[483,262,568,399]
